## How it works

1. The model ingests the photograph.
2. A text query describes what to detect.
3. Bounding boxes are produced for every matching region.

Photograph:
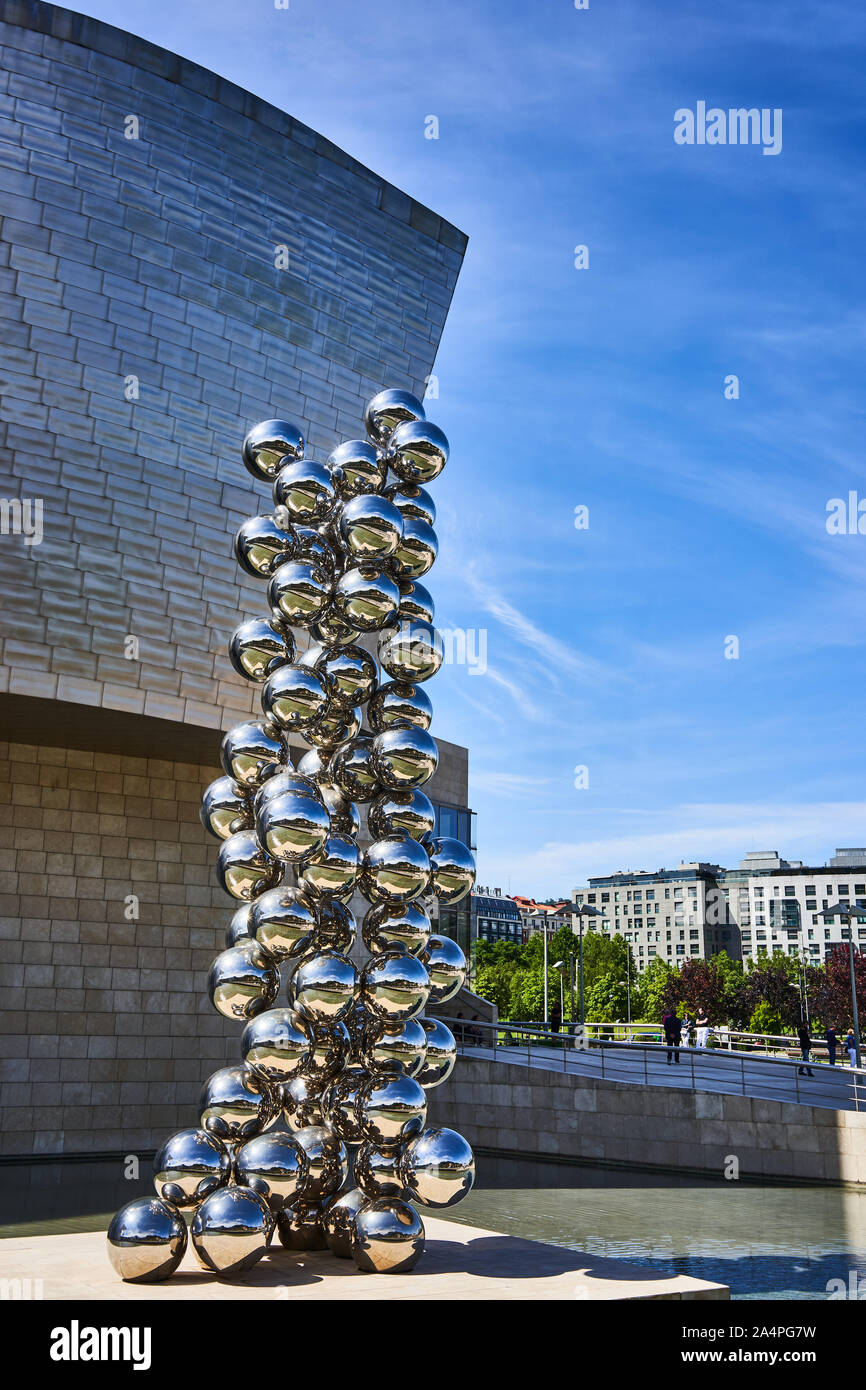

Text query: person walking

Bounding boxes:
[796,1022,813,1076]
[681,1013,692,1048]
[663,1009,682,1064]
[695,1008,710,1048]
[825,1024,838,1066]
[845,1028,857,1068]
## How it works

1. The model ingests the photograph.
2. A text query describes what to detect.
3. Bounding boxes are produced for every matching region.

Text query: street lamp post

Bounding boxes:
[571,903,604,1028]
[553,959,565,1021]
[820,902,864,1068]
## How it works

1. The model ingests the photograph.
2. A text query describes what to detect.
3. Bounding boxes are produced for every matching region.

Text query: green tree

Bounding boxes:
[633,956,674,1021]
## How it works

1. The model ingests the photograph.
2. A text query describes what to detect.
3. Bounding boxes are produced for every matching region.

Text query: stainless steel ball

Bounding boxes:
[297,835,359,900]
[334,564,400,632]
[242,1006,311,1083]
[390,517,438,580]
[368,789,435,843]
[377,621,444,683]
[293,950,358,1024]
[338,494,403,563]
[242,418,304,481]
[429,836,476,904]
[233,1131,308,1212]
[273,457,336,525]
[253,768,322,818]
[282,1073,327,1131]
[220,720,286,790]
[387,419,449,485]
[257,789,331,865]
[292,523,337,576]
[416,1017,457,1088]
[362,1016,427,1076]
[261,663,330,733]
[318,781,360,838]
[153,1128,232,1209]
[420,934,467,1005]
[208,939,279,1021]
[216,830,281,901]
[310,608,359,648]
[323,1186,369,1258]
[364,389,425,447]
[399,1127,475,1208]
[361,901,431,957]
[397,579,435,626]
[328,438,387,498]
[234,513,295,579]
[357,1071,427,1149]
[360,835,431,905]
[323,1065,369,1146]
[294,1124,349,1202]
[191,1185,275,1277]
[361,949,430,1022]
[107,1197,187,1283]
[229,616,294,683]
[200,776,252,841]
[371,727,438,791]
[368,681,433,733]
[277,1202,327,1251]
[200,1065,275,1143]
[329,735,380,803]
[251,885,317,961]
[305,705,361,750]
[226,903,254,948]
[386,483,436,528]
[354,1142,407,1200]
[352,1197,425,1274]
[268,559,332,627]
[302,642,378,710]
[309,899,357,954]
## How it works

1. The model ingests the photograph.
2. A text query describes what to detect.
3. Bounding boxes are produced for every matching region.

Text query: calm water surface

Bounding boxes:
[2,1153,863,1300]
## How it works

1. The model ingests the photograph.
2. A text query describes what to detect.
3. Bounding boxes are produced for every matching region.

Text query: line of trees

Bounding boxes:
[472,928,866,1034]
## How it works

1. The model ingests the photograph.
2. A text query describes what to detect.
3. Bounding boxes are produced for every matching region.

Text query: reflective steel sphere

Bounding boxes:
[364,389,425,447]
[368,681,433,733]
[277,1202,327,1251]
[253,768,321,818]
[387,419,449,485]
[242,1007,311,1083]
[208,940,279,1021]
[107,1197,187,1283]
[200,1065,275,1142]
[251,885,317,961]
[377,621,444,683]
[323,1186,369,1258]
[220,720,286,790]
[293,523,337,576]
[310,608,358,648]
[268,559,332,627]
[362,1016,427,1076]
[397,579,435,627]
[339,494,403,563]
[323,1065,369,1145]
[216,830,281,901]
[361,901,431,957]
[318,782,360,838]
[329,736,379,803]
[297,835,359,900]
[390,517,438,580]
[416,1017,457,1088]
[357,1071,427,1149]
[257,789,331,865]
[273,457,336,525]
[305,705,361,750]
[293,950,358,1024]
[352,1198,425,1274]
[355,1142,406,1200]
[233,1131,308,1211]
[234,514,295,579]
[295,1124,349,1202]
[400,1127,475,1208]
[310,899,357,954]
[149,1126,229,1213]
[429,836,476,904]
[191,1185,275,1277]
[229,616,294,684]
[283,1073,327,1131]
[371,727,438,790]
[420,934,467,1005]
[261,663,329,732]
[200,776,252,841]
[242,418,304,482]
[361,950,430,1022]
[360,835,431,905]
[226,903,254,948]
[334,565,400,632]
[368,789,435,843]
[329,438,387,498]
[386,483,436,529]
[344,999,374,1061]
[302,643,378,709]
[297,746,329,784]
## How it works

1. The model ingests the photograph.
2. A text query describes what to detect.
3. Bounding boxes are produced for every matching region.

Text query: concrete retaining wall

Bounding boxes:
[426,1056,866,1186]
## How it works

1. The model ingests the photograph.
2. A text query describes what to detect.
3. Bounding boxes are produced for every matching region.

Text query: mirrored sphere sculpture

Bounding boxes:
[191,1185,275,1277]
[233,1131,308,1211]
[277,1202,328,1251]
[323,1186,369,1258]
[400,1127,475,1208]
[200,1065,274,1143]
[208,940,279,1021]
[242,418,305,481]
[107,1197,187,1283]
[352,1197,425,1274]
[357,1072,427,1149]
[153,1128,232,1208]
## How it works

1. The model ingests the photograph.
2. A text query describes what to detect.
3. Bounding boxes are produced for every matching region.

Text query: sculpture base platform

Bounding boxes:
[2,1218,728,1300]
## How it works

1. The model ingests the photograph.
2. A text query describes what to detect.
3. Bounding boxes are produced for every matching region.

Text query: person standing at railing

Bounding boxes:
[681,1013,692,1047]
[825,1025,839,1066]
[550,1002,562,1035]
[695,1008,710,1048]
[796,1022,814,1076]
[662,1008,682,1064]
[845,1028,857,1068]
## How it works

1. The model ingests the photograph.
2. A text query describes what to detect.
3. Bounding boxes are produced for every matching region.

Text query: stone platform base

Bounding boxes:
[2,1220,728,1301]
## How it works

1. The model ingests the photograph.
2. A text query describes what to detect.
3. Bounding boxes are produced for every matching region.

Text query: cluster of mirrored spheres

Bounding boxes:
[107,389,477,1283]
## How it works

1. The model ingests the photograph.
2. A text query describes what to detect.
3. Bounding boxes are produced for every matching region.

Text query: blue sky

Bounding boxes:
[73,0,866,896]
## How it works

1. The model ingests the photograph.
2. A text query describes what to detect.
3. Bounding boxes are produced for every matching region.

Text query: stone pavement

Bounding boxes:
[1,1219,728,1300]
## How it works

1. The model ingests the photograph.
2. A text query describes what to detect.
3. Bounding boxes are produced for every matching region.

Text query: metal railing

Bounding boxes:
[505,1019,856,1063]
[449,1018,866,1112]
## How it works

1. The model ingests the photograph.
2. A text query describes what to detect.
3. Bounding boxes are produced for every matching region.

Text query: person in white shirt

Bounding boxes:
[695,1009,710,1047]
